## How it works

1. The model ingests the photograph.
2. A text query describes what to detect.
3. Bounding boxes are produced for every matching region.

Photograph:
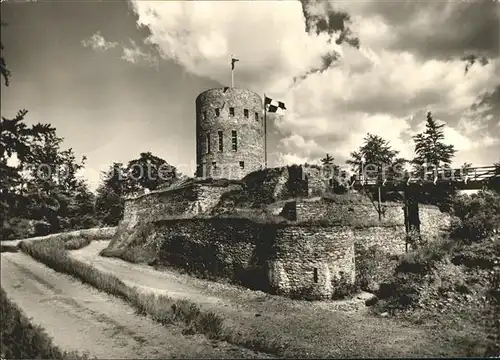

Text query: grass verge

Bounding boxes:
[21,237,358,357]
[18,239,225,340]
[1,287,89,359]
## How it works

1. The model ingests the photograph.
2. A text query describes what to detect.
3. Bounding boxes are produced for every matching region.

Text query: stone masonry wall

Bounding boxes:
[145,219,358,299]
[108,182,241,251]
[269,226,355,299]
[151,218,274,290]
[196,88,265,180]
[354,226,408,255]
[295,198,405,225]
[294,197,451,242]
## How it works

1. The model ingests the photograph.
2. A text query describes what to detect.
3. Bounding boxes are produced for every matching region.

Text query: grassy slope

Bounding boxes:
[374,236,500,357]
[22,236,487,358]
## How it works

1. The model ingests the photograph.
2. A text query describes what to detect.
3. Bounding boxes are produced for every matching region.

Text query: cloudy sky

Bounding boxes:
[1,0,499,191]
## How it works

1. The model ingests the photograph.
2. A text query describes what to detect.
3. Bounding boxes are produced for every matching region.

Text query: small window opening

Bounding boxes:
[232,130,237,151]
[206,133,211,154]
[244,109,249,118]
[255,112,259,121]
[313,268,318,283]
[212,161,217,169]
[215,108,220,117]
[218,131,223,152]
[229,107,235,116]
[239,161,245,169]
[203,111,207,120]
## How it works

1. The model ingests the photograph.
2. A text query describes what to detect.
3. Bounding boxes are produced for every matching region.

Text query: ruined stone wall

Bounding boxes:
[196,88,265,180]
[147,219,358,299]
[151,218,274,290]
[354,226,407,255]
[213,166,307,211]
[269,226,355,299]
[294,198,404,225]
[293,198,451,242]
[108,182,241,251]
[302,165,329,196]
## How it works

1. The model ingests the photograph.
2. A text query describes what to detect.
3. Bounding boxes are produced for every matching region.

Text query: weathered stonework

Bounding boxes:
[196,88,265,180]
[150,218,274,290]
[292,197,452,243]
[354,226,408,255]
[270,226,355,299]
[148,219,356,299]
[109,181,242,251]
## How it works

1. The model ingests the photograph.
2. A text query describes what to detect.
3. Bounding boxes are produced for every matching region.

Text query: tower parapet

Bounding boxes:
[195,87,265,180]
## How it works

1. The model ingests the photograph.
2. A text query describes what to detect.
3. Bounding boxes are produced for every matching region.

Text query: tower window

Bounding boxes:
[255,112,259,121]
[231,130,237,151]
[229,107,235,116]
[239,161,245,169]
[313,268,318,283]
[244,109,249,118]
[206,133,211,154]
[203,111,207,120]
[215,108,220,117]
[218,131,223,152]
[212,161,217,169]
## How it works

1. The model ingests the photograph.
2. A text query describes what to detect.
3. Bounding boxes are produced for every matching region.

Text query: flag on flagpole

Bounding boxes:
[264,96,286,113]
[231,57,239,70]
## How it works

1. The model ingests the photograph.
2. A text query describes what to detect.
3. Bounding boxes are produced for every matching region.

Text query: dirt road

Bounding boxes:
[69,241,458,358]
[0,251,272,359]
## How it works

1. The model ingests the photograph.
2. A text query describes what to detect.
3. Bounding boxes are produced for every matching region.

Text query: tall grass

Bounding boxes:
[18,239,225,340]
[1,287,90,360]
[19,238,300,356]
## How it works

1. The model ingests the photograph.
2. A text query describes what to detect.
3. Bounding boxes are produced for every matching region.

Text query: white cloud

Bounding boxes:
[81,31,118,51]
[130,0,343,93]
[121,40,159,67]
[129,0,500,168]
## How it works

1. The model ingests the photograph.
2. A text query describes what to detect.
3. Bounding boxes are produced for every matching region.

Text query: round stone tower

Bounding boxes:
[195,87,265,180]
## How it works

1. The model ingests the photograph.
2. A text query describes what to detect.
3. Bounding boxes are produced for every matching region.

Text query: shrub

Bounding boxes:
[0,217,34,240]
[450,191,500,242]
[331,272,359,300]
[356,245,400,292]
[64,237,92,250]
[34,220,52,237]
[395,243,449,275]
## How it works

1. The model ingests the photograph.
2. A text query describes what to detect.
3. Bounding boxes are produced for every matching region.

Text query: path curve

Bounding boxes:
[0,251,272,359]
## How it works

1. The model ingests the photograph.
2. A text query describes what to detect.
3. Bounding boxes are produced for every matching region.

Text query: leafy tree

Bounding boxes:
[1,22,11,86]
[95,154,178,226]
[95,162,128,226]
[1,24,55,238]
[412,112,457,210]
[125,152,177,192]
[320,153,334,165]
[346,133,406,203]
[347,133,407,182]
[412,111,456,172]
[20,131,96,233]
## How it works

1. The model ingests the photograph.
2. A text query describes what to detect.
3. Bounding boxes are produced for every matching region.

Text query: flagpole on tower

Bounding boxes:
[264,93,267,168]
[231,57,234,88]
[230,55,239,88]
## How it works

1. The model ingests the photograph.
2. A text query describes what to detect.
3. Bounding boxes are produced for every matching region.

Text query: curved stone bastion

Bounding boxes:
[102,167,452,300]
